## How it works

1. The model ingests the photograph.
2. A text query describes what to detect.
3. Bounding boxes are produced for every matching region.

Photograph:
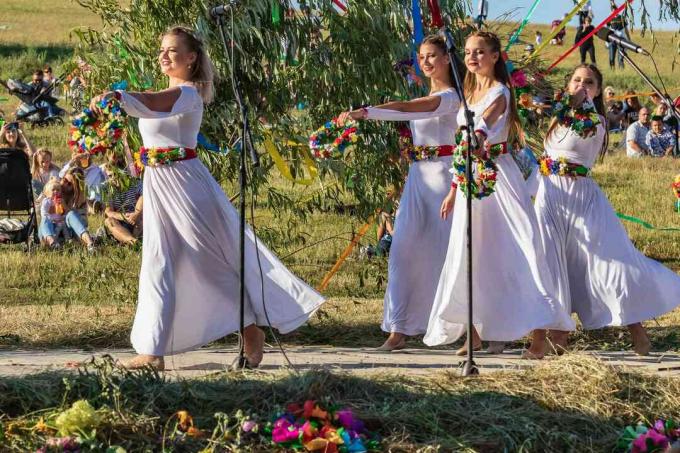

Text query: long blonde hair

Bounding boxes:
[31,148,59,180]
[463,31,524,147]
[163,26,215,104]
[62,167,87,209]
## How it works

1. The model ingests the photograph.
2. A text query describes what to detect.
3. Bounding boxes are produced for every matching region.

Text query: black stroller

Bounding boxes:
[1,78,65,127]
[0,148,38,249]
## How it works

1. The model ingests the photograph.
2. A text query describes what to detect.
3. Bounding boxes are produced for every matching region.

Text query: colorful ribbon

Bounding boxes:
[526,0,589,61]
[546,0,633,73]
[505,0,543,52]
[412,0,425,75]
[332,0,348,12]
[272,1,281,25]
[617,212,680,232]
[427,0,444,28]
[263,132,318,186]
[197,132,230,154]
[317,218,374,292]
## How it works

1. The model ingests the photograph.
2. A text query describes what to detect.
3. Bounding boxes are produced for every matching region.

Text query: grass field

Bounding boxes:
[2,2,680,451]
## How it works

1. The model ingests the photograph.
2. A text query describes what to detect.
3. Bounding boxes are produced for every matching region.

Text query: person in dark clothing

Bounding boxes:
[608,1,629,69]
[575,17,596,64]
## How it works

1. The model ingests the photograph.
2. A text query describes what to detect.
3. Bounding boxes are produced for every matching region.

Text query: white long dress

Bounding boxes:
[424,84,573,346]
[365,88,460,335]
[536,122,680,329]
[118,86,325,356]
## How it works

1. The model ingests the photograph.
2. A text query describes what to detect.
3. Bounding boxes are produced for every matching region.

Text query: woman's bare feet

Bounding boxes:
[119,354,165,370]
[377,332,407,351]
[548,330,569,355]
[243,324,266,368]
[486,341,506,354]
[628,323,651,356]
[522,329,547,360]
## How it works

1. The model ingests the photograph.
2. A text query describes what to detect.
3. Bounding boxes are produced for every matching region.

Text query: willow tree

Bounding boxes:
[73,0,467,219]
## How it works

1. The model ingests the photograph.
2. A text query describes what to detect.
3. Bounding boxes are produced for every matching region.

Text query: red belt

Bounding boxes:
[135,147,197,168]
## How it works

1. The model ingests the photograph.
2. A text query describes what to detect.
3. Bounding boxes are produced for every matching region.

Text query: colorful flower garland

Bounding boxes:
[451,131,506,200]
[398,126,452,162]
[617,419,680,453]
[68,97,127,155]
[309,118,360,160]
[538,156,591,178]
[553,93,601,139]
[133,146,195,169]
[268,400,380,452]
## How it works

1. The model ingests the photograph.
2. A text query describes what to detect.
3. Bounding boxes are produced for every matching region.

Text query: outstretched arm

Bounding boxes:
[339,90,460,123]
[90,87,198,119]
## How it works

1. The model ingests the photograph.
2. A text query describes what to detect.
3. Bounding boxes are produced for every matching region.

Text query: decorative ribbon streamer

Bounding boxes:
[197,132,231,153]
[317,218,374,292]
[411,0,425,75]
[505,0,543,52]
[427,0,444,28]
[617,212,680,232]
[546,0,633,73]
[332,0,348,12]
[526,0,589,61]
[272,1,281,25]
[263,132,318,185]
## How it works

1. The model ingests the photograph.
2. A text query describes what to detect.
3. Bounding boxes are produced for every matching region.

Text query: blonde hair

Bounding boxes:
[31,148,59,180]
[42,177,61,198]
[62,168,87,209]
[463,31,524,147]
[162,26,215,104]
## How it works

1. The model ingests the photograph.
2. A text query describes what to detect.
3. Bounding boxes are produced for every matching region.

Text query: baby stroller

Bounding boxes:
[1,78,65,127]
[0,148,38,249]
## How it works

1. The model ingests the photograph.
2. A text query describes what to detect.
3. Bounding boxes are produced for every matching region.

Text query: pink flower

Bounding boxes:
[241,420,257,432]
[632,429,670,453]
[510,70,527,88]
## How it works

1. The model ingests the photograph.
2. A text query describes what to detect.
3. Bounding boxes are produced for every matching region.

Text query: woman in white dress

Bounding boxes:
[91,26,324,369]
[339,35,460,350]
[524,64,680,358]
[424,31,572,352]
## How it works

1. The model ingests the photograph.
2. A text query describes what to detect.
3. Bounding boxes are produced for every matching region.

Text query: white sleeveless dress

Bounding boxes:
[118,86,325,356]
[424,84,572,346]
[366,88,460,335]
[536,122,680,329]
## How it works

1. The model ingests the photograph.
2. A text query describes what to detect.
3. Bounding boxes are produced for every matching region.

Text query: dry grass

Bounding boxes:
[0,355,679,451]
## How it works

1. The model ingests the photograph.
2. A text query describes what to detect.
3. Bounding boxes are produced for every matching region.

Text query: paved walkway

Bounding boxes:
[1,347,680,378]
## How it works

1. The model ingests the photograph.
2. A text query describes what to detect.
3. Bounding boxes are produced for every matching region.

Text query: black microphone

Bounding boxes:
[595,28,649,55]
[211,1,239,18]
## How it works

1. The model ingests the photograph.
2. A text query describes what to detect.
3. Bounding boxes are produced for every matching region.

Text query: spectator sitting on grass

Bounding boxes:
[39,177,95,252]
[102,165,143,246]
[0,121,37,157]
[59,151,106,213]
[61,167,89,220]
[645,116,675,157]
[626,107,650,158]
[375,210,394,257]
[31,148,60,199]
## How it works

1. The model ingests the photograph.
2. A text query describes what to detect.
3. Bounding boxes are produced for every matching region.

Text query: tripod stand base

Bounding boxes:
[459,359,480,376]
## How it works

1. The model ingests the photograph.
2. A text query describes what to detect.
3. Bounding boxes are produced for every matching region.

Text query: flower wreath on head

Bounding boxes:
[68,96,127,156]
[450,130,500,200]
[309,118,361,160]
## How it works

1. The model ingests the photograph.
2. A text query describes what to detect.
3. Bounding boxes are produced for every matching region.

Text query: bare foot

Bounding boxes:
[243,325,265,368]
[119,355,165,371]
[523,330,547,360]
[455,340,482,356]
[548,330,569,355]
[486,341,506,354]
[629,323,651,356]
[376,333,406,351]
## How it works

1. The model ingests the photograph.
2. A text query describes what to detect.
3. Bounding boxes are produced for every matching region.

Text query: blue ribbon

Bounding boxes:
[197,132,231,154]
[411,0,424,76]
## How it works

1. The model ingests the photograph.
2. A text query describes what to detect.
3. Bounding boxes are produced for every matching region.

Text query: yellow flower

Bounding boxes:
[54,400,101,436]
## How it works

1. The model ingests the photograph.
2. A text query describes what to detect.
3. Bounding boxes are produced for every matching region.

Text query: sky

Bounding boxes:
[486,0,673,31]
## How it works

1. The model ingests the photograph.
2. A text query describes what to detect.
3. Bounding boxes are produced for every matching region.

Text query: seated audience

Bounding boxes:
[622,90,641,128]
[38,178,95,252]
[626,107,650,157]
[61,167,89,220]
[0,122,36,157]
[59,151,106,213]
[646,116,675,157]
[31,148,60,199]
[102,166,143,245]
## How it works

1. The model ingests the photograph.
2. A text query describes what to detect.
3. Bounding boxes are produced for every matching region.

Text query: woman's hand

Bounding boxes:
[337,109,365,125]
[440,188,457,220]
[570,87,588,108]
[89,91,114,115]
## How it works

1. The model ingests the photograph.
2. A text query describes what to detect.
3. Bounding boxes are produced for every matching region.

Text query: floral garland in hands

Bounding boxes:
[553,90,601,139]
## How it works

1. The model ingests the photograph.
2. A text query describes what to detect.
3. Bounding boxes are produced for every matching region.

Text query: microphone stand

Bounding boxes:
[214,8,261,370]
[441,27,479,376]
[617,47,680,157]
